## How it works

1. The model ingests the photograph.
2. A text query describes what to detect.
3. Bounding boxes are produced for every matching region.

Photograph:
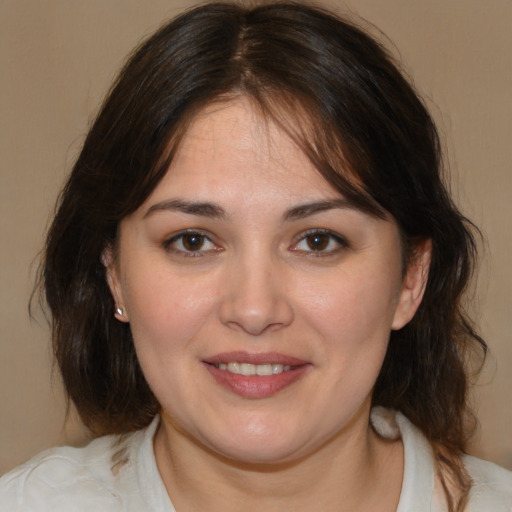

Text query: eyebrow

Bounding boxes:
[144,198,362,221]
[144,199,228,219]
[283,199,359,221]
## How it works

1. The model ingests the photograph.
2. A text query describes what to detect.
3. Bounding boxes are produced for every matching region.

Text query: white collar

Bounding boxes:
[135,409,436,512]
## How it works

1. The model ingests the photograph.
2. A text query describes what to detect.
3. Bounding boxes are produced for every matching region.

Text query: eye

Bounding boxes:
[291,230,348,255]
[164,230,219,255]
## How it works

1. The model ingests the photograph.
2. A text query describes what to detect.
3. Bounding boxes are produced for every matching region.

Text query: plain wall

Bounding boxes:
[1,0,511,474]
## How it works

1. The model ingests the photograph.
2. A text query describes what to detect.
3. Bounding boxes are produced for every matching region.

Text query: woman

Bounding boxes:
[1,2,510,511]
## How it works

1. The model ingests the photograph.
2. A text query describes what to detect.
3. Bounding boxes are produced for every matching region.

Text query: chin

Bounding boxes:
[197,416,316,466]
[213,438,306,467]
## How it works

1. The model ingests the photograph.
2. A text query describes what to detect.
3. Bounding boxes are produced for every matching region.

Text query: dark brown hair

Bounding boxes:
[42,2,485,508]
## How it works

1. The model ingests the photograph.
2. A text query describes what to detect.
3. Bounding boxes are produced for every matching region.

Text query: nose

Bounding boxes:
[218,251,294,336]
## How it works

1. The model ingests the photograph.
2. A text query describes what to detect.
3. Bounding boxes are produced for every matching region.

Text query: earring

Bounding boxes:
[116,307,124,316]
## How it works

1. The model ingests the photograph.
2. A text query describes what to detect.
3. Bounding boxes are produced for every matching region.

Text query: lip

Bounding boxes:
[204,351,308,366]
[202,351,311,398]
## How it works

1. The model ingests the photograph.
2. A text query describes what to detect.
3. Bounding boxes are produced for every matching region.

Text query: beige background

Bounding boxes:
[1,0,511,475]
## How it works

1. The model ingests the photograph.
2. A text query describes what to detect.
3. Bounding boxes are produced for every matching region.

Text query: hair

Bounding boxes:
[42,2,486,509]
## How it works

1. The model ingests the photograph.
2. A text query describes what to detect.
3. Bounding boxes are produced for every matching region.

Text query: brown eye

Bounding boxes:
[182,233,205,251]
[292,230,348,255]
[165,231,217,255]
[305,233,330,251]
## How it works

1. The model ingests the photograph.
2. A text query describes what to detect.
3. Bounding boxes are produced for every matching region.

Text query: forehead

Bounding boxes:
[148,98,341,206]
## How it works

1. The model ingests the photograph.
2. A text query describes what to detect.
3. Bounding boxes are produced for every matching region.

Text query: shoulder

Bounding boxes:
[463,454,512,510]
[0,430,144,512]
[371,408,512,511]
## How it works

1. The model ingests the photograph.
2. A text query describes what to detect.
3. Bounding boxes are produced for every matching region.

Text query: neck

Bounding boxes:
[153,407,404,512]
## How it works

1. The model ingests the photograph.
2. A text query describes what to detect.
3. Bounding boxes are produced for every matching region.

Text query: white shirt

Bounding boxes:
[1,409,511,511]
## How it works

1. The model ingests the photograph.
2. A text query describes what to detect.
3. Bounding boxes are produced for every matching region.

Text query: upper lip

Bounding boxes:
[204,351,308,366]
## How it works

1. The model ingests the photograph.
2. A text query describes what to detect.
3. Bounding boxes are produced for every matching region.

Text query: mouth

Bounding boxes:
[211,362,292,376]
[203,352,310,398]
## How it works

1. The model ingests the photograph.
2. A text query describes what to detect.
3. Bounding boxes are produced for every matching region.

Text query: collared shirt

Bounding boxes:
[1,409,511,511]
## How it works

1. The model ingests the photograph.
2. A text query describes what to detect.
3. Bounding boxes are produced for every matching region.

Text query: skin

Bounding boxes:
[105,98,431,512]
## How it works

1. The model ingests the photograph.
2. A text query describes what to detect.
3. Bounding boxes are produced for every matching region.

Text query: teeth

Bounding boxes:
[227,362,240,374]
[218,362,292,376]
[274,364,291,374]
[256,364,273,376]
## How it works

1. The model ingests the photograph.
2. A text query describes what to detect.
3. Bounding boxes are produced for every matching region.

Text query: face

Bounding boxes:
[106,99,429,465]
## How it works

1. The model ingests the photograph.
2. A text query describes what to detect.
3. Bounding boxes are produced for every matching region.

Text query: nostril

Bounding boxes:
[218,263,294,334]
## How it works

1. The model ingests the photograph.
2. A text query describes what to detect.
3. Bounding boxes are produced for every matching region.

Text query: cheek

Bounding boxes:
[121,267,222,414]
[301,268,400,337]
[121,265,219,357]
[296,264,401,385]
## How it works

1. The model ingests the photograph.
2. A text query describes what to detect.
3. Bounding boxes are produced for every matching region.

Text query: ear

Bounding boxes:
[391,239,431,330]
[101,245,129,322]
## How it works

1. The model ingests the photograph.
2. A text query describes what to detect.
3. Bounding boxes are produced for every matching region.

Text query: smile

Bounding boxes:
[213,362,292,376]
[204,353,310,398]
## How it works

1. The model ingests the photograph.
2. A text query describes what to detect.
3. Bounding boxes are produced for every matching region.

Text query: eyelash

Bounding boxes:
[291,229,349,256]
[163,230,219,257]
[164,228,348,259]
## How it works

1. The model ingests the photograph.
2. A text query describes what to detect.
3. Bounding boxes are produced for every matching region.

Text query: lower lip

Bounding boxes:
[203,363,310,398]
